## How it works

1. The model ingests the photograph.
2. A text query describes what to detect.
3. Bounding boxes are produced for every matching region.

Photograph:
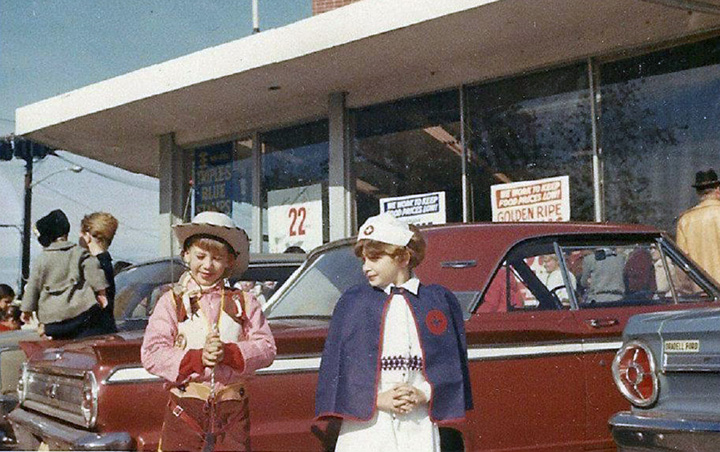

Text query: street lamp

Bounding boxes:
[19,161,84,296]
[29,165,83,188]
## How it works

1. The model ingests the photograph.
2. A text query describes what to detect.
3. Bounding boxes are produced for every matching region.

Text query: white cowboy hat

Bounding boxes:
[173,211,250,275]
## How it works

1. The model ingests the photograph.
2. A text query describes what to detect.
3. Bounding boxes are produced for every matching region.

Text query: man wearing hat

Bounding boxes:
[676,169,720,284]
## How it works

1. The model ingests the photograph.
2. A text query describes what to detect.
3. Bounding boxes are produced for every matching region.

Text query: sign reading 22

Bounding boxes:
[288,207,307,236]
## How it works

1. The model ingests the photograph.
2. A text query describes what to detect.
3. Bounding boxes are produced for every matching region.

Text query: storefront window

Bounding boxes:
[601,37,720,234]
[465,64,593,221]
[353,90,463,225]
[261,120,329,253]
[193,138,254,232]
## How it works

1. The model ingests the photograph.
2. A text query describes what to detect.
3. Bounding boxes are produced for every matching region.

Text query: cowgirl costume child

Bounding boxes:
[141,212,276,452]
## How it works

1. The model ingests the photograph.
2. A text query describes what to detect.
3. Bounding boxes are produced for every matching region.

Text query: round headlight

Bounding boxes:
[612,340,659,407]
[80,371,98,428]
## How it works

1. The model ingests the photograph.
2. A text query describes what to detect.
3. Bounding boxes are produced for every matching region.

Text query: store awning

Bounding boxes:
[15,0,720,176]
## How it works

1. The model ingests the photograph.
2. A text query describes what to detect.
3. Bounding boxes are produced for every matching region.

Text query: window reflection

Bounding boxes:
[261,120,329,252]
[466,64,593,221]
[353,90,463,225]
[601,37,720,233]
[194,139,254,232]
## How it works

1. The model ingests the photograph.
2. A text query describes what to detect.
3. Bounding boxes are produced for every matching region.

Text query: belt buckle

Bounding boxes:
[172,404,184,417]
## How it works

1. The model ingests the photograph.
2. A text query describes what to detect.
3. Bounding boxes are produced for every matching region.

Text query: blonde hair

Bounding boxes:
[354,224,426,269]
[81,212,119,248]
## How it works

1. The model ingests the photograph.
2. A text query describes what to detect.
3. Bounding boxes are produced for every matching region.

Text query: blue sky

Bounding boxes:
[0,0,310,291]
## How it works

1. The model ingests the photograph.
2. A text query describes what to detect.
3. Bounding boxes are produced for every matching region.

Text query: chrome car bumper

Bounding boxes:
[8,407,134,451]
[610,411,720,452]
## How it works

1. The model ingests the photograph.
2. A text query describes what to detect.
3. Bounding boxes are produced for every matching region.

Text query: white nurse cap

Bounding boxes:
[357,213,414,246]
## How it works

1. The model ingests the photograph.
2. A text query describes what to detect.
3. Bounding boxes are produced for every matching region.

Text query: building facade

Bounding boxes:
[15,0,720,254]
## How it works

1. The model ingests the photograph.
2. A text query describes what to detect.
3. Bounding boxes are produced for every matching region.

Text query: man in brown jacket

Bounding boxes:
[676,169,720,284]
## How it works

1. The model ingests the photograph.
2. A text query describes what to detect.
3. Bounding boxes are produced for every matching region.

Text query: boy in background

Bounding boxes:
[21,209,109,339]
[79,212,119,334]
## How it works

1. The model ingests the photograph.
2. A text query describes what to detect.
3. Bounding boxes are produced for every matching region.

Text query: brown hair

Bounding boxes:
[81,212,119,248]
[353,224,426,269]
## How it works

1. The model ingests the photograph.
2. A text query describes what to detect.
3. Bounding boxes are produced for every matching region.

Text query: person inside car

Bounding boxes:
[141,211,276,452]
[316,213,472,452]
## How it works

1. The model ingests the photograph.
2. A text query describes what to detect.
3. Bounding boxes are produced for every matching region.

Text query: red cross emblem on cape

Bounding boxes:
[425,309,448,335]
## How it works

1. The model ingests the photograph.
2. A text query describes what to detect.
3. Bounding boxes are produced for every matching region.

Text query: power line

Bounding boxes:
[52,153,159,191]
[0,118,15,124]
[40,184,159,239]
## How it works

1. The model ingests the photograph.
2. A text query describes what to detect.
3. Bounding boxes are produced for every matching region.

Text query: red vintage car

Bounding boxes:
[8,223,720,451]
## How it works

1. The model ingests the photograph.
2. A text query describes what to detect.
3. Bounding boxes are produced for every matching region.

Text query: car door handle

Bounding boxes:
[586,318,619,328]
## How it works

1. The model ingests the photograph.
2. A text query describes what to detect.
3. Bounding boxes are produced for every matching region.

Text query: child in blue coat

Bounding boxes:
[316,213,472,452]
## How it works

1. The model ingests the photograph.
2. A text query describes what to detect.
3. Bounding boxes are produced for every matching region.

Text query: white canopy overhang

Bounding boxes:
[15,0,720,176]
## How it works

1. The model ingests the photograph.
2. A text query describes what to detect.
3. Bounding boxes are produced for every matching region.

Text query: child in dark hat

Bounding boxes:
[21,209,110,339]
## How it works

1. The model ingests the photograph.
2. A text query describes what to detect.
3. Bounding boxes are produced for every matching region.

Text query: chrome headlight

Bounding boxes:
[81,371,98,428]
[17,363,28,404]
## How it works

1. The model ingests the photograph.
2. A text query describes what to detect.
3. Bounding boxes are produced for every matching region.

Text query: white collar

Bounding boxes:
[383,277,420,296]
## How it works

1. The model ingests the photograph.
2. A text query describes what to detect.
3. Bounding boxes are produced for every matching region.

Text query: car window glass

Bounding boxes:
[661,252,715,303]
[267,245,475,319]
[267,246,366,319]
[561,242,717,308]
[478,241,569,313]
[233,280,282,305]
[115,260,185,322]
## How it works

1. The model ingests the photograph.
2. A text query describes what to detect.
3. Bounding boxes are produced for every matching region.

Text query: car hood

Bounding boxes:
[22,330,145,371]
[23,319,328,371]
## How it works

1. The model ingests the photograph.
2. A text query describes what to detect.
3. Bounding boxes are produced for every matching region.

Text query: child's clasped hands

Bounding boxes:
[202,330,224,367]
[377,383,427,415]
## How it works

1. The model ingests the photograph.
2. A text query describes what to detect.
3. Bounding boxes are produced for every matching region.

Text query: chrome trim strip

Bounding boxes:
[583,341,624,352]
[105,367,161,384]
[467,341,622,360]
[104,341,623,380]
[26,364,86,379]
[663,353,720,372]
[255,356,322,375]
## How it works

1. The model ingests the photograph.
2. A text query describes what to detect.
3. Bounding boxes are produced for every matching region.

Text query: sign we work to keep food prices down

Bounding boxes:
[491,176,570,222]
[380,192,446,226]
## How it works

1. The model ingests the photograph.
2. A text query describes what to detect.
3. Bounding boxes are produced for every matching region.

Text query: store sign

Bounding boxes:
[379,192,446,226]
[268,184,323,253]
[194,146,233,214]
[491,175,570,222]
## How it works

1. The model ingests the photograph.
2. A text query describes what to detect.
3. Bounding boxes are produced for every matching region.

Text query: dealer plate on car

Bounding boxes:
[664,340,700,353]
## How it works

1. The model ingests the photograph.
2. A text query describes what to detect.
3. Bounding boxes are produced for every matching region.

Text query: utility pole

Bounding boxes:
[20,141,33,297]
[252,0,260,33]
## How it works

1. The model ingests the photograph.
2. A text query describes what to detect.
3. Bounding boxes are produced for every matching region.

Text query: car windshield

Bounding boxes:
[266,244,478,320]
[267,245,365,319]
[114,258,302,330]
[114,260,186,330]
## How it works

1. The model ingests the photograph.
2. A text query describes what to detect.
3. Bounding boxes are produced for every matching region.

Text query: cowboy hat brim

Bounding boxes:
[173,222,250,276]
